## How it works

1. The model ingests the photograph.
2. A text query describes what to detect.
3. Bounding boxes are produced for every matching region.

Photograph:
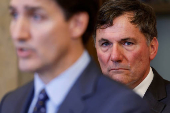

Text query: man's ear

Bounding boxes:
[68,12,89,39]
[149,37,159,60]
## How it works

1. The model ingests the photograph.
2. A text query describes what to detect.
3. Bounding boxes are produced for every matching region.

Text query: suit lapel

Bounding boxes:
[57,59,101,113]
[19,81,34,113]
[56,86,84,113]
[144,68,166,113]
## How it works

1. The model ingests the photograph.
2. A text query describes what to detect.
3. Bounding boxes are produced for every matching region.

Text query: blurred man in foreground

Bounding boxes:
[94,0,170,112]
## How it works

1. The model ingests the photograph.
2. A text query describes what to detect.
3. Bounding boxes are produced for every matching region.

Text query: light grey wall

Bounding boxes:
[151,15,170,80]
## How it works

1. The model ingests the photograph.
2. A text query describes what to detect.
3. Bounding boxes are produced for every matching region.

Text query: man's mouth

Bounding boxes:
[17,47,32,58]
[110,68,129,70]
[108,66,130,74]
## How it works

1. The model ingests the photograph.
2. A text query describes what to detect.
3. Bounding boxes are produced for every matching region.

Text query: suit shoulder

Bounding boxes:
[97,75,129,91]
[0,81,33,105]
[96,75,143,102]
[0,81,34,113]
[89,75,150,112]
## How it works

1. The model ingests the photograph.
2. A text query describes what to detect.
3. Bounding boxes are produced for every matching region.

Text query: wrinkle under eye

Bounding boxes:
[100,42,112,52]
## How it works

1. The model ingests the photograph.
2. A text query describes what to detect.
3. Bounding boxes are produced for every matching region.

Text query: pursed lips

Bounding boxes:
[110,68,129,70]
[109,67,130,73]
[108,68,130,74]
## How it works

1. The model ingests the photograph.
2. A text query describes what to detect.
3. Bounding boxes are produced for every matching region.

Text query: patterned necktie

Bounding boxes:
[33,89,49,113]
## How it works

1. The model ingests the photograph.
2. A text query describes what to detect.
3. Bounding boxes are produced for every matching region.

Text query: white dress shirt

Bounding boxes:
[133,67,154,98]
[28,50,90,113]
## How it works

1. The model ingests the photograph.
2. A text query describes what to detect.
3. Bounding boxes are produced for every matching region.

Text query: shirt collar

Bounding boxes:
[133,67,154,98]
[34,50,90,106]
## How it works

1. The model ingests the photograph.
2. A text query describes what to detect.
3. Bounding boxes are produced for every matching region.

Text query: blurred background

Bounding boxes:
[0,0,170,100]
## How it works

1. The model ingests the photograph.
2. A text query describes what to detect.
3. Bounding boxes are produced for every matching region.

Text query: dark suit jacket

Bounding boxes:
[0,59,149,113]
[144,68,170,113]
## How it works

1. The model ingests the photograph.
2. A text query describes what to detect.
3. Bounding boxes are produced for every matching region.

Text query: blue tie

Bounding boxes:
[33,89,49,113]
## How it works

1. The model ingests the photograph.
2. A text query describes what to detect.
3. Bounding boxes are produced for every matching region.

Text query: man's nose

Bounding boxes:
[110,44,123,63]
[10,17,30,42]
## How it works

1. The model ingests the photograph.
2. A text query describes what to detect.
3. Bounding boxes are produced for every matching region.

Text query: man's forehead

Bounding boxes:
[9,0,62,14]
[97,12,134,29]
[97,26,120,33]
[10,0,55,7]
[97,13,138,35]
[97,24,127,35]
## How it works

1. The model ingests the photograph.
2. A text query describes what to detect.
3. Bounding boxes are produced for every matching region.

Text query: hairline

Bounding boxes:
[94,11,152,46]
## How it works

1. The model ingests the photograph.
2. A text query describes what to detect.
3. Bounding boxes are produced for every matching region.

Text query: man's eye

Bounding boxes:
[10,12,18,19]
[101,42,110,47]
[32,14,43,21]
[124,42,134,46]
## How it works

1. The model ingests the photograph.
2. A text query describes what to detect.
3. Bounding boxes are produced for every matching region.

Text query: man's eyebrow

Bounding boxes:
[24,6,43,12]
[9,6,15,11]
[121,37,136,42]
[98,38,110,43]
[8,5,43,12]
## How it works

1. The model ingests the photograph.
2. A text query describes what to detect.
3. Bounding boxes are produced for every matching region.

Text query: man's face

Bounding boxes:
[9,0,72,72]
[96,13,157,88]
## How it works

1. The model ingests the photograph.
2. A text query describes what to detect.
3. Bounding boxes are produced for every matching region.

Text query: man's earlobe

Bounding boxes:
[69,12,89,39]
[149,37,159,60]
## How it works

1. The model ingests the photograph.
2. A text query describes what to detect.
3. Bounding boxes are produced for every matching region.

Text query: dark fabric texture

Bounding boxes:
[33,89,48,113]
[143,68,170,113]
[0,58,150,113]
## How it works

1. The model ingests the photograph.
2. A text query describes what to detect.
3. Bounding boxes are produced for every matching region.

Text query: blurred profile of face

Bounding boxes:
[9,0,73,72]
[95,13,156,88]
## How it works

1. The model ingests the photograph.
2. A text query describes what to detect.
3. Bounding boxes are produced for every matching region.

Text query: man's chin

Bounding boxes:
[19,67,36,73]
[18,60,40,73]
[108,74,129,84]
[19,64,38,73]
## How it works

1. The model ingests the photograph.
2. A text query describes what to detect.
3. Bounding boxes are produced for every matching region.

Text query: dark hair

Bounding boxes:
[93,0,157,44]
[55,0,99,45]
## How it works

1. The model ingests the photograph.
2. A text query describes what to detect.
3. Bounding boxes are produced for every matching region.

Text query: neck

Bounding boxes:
[129,66,151,89]
[37,41,84,84]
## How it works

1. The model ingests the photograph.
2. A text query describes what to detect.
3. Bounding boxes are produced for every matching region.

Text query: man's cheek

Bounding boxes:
[98,54,109,74]
[98,54,106,66]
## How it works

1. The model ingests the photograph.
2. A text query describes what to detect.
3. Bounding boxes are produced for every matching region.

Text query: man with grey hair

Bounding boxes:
[94,0,170,112]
